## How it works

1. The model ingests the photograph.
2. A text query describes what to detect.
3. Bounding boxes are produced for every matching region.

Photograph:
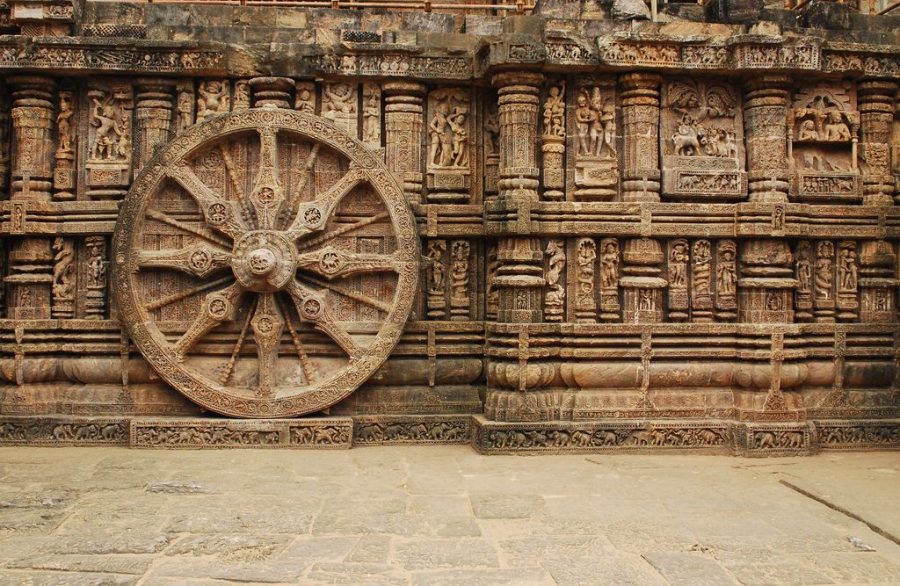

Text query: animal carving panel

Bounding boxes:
[660,79,746,200]
[113,108,419,417]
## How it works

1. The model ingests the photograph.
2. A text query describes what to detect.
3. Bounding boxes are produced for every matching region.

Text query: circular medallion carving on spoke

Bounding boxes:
[113,108,419,418]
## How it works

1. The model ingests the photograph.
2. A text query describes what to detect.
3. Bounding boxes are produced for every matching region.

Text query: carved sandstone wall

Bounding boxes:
[0,0,897,454]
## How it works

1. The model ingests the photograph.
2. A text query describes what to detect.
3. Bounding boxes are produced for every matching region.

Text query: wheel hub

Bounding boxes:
[232,231,297,292]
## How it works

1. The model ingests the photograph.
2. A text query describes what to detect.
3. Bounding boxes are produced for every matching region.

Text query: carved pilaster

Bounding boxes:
[738,239,796,324]
[813,240,836,323]
[383,81,425,205]
[50,236,74,319]
[793,241,814,322]
[250,77,293,110]
[598,238,620,322]
[858,79,897,207]
[493,72,543,203]
[361,83,382,149]
[541,80,566,201]
[572,237,597,323]
[52,87,75,200]
[715,240,738,322]
[84,235,107,320]
[449,240,472,321]
[836,241,859,322]
[0,81,8,198]
[621,73,662,202]
[743,75,790,203]
[621,238,666,323]
[6,76,56,320]
[691,239,714,323]
[425,239,447,320]
[175,81,194,135]
[543,239,566,322]
[495,237,544,324]
[858,240,896,323]
[134,78,175,172]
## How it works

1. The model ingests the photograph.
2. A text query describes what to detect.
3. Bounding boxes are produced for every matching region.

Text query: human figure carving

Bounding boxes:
[197,81,229,121]
[56,95,74,153]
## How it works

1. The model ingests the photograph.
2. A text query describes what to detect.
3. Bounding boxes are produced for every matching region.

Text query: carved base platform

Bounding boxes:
[0,415,894,455]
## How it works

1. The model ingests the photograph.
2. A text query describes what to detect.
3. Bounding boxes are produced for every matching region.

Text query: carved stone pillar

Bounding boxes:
[250,77,294,109]
[621,238,666,323]
[6,76,56,320]
[743,75,791,203]
[492,73,544,323]
[383,81,426,205]
[858,79,897,207]
[621,73,662,202]
[738,239,796,324]
[858,240,897,323]
[493,71,543,203]
[494,237,544,324]
[0,81,10,199]
[134,78,175,172]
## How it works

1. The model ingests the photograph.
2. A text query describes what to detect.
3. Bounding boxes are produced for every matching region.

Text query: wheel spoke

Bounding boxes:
[286,279,360,359]
[219,297,256,386]
[295,211,389,253]
[138,244,232,278]
[145,209,232,249]
[300,274,392,313]
[277,294,318,385]
[248,126,286,230]
[145,275,233,312]
[295,246,402,281]
[168,163,247,239]
[286,166,367,239]
[277,143,320,230]
[250,293,284,398]
[171,281,244,358]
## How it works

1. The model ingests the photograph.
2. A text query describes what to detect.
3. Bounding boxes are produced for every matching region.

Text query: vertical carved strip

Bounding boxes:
[738,239,795,324]
[858,240,897,323]
[622,238,666,323]
[836,241,859,322]
[667,239,689,322]
[0,81,9,199]
[294,81,316,114]
[134,78,174,173]
[426,87,470,203]
[621,73,661,202]
[84,235,107,320]
[858,80,896,207]
[425,239,446,320]
[691,239,713,322]
[573,237,597,323]
[383,82,425,205]
[175,81,195,135]
[715,240,738,322]
[233,79,251,110]
[598,238,620,322]
[813,240,836,323]
[483,96,500,201]
[6,76,55,320]
[541,80,566,201]
[793,241,814,322]
[361,83,382,149]
[743,75,790,203]
[543,239,565,322]
[495,237,544,324]
[493,72,543,203]
[449,240,471,321]
[486,243,499,322]
[50,237,74,319]
[53,87,75,200]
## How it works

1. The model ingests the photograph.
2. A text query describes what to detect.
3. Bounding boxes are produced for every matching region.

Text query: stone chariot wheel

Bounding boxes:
[114,108,419,418]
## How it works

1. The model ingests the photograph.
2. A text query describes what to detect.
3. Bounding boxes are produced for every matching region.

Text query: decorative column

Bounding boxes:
[6,76,56,320]
[492,72,544,323]
[743,75,791,203]
[858,240,897,323]
[621,73,662,202]
[493,72,543,204]
[621,238,666,323]
[134,78,175,172]
[250,77,294,109]
[858,79,897,207]
[738,239,796,324]
[383,82,426,205]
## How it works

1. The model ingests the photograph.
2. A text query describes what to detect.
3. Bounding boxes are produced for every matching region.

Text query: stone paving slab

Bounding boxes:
[0,447,898,584]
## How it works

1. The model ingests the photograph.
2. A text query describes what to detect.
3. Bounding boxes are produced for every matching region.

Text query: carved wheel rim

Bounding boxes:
[114,108,419,418]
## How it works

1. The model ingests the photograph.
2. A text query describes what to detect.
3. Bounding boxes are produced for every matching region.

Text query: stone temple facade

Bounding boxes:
[0,0,898,455]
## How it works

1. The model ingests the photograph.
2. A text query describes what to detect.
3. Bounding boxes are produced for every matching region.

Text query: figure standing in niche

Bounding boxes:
[429,101,451,167]
[815,242,834,299]
[90,96,124,161]
[56,95,74,153]
[448,107,468,168]
[543,82,565,138]
[323,84,355,119]
[177,90,193,128]
[823,111,851,141]
[716,247,736,296]
[600,241,618,289]
[670,241,689,287]
[575,90,597,156]
[362,92,380,143]
[426,240,445,293]
[838,246,858,290]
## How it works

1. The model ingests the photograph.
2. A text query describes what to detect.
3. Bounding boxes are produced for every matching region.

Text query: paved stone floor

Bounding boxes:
[0,447,898,585]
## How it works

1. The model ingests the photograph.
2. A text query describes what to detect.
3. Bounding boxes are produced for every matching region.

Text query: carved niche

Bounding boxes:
[661,79,746,200]
[788,84,861,203]
[196,79,230,121]
[322,82,357,136]
[571,77,617,201]
[426,87,471,203]
[85,82,133,199]
[113,109,419,418]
